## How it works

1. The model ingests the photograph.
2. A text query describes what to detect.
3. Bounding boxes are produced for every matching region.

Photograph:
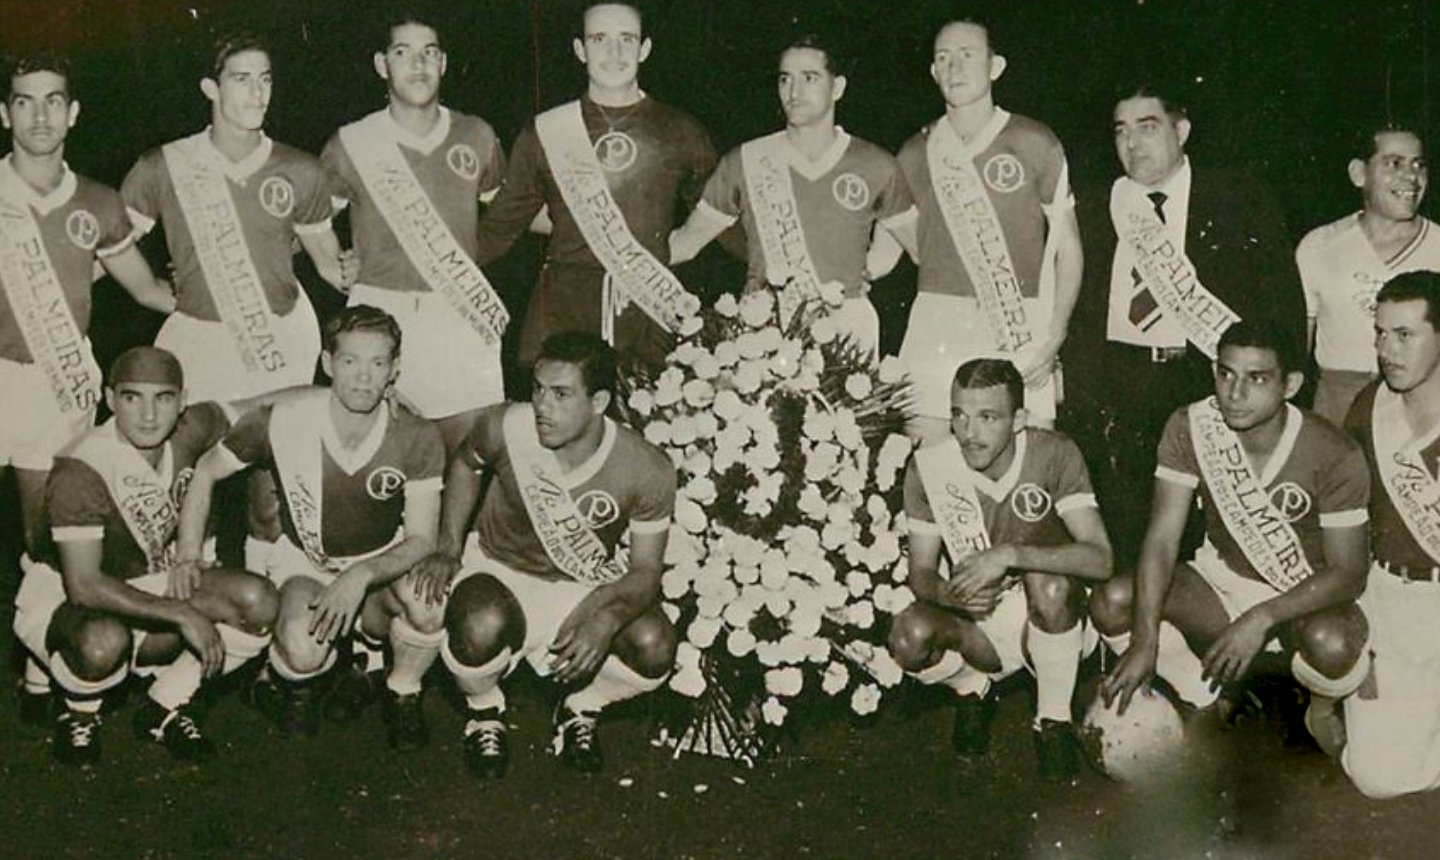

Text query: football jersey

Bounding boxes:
[1347,381,1440,567]
[323,107,505,293]
[905,428,1097,555]
[464,404,676,581]
[700,130,915,296]
[221,394,444,559]
[476,95,717,270]
[898,109,1070,299]
[1298,213,1440,372]
[43,402,232,580]
[0,156,134,363]
[1157,400,1370,581]
[121,132,332,320]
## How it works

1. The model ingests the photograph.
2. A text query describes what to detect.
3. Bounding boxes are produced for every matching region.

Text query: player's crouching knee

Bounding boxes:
[1088,575,1133,637]
[886,607,932,673]
[230,574,280,635]
[1293,607,1368,679]
[445,603,511,666]
[1025,574,1078,633]
[390,579,446,636]
[621,612,677,680]
[62,617,132,681]
[273,619,333,677]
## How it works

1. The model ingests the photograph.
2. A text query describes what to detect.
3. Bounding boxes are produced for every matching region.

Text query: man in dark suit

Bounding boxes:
[1065,86,1304,566]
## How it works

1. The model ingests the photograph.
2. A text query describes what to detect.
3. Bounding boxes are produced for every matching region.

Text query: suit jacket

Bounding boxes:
[1066,164,1304,376]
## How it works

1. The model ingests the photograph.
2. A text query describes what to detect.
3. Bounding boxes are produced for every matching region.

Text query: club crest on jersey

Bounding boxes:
[593,131,638,173]
[446,143,481,181]
[1010,483,1052,522]
[65,210,100,250]
[983,153,1026,194]
[366,466,407,501]
[1268,482,1312,522]
[574,489,620,530]
[832,173,870,211]
[259,176,295,219]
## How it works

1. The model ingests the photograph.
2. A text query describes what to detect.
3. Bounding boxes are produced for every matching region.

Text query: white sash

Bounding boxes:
[926,118,1036,355]
[1372,386,1440,563]
[1110,182,1238,358]
[269,390,336,572]
[69,421,177,574]
[740,133,825,324]
[915,437,992,566]
[533,101,698,334]
[162,135,291,379]
[1189,398,1313,590]
[339,112,508,345]
[0,198,99,433]
[503,404,625,586]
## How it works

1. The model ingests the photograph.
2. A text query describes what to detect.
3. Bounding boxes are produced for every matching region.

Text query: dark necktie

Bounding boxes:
[1127,191,1170,327]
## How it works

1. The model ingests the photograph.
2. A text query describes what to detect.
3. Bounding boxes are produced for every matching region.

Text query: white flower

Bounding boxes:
[669,667,706,697]
[654,369,685,406]
[628,389,655,417]
[732,563,760,586]
[679,313,703,337]
[803,408,836,442]
[835,465,865,497]
[811,316,837,345]
[739,291,775,328]
[682,476,717,506]
[742,487,773,517]
[819,581,849,608]
[818,280,846,306]
[776,633,810,663]
[867,650,905,688]
[669,416,699,447]
[682,379,716,408]
[833,412,863,451]
[851,683,881,715]
[755,640,784,667]
[713,340,740,367]
[797,485,828,520]
[693,412,719,440]
[848,600,876,629]
[674,497,708,534]
[789,607,822,638]
[732,361,764,394]
[750,443,782,472]
[726,627,758,658]
[723,598,756,629]
[844,372,873,400]
[772,340,804,378]
[878,355,906,384]
[715,293,739,317]
[661,566,693,600]
[764,667,804,698]
[643,420,672,447]
[675,642,702,673]
[760,554,790,591]
[845,570,872,598]
[687,615,722,648]
[761,696,788,726]
[821,519,852,551]
[755,326,784,354]
[662,602,682,624]
[822,661,850,695]
[764,591,792,618]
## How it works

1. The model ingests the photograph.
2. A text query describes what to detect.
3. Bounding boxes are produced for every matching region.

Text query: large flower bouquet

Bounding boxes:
[619,286,918,764]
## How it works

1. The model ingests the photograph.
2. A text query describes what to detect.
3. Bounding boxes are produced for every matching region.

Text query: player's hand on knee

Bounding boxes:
[409,553,461,608]
[1101,642,1158,715]
[1201,610,1270,685]
[952,546,1014,598]
[549,615,614,686]
[168,559,206,602]
[308,567,372,644]
[177,608,225,677]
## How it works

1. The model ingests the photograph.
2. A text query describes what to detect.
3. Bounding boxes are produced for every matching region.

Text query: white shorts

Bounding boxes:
[0,352,99,469]
[898,292,1057,422]
[156,292,320,403]
[13,559,165,666]
[266,534,393,589]
[974,582,1033,679]
[1188,543,1284,624]
[458,534,594,677]
[1343,563,1440,798]
[349,284,504,419]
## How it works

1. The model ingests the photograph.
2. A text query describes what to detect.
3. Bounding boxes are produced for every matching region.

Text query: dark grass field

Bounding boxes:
[1,525,1436,860]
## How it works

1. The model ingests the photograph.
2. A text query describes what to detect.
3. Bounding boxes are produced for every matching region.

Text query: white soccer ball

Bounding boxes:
[1081,686,1186,783]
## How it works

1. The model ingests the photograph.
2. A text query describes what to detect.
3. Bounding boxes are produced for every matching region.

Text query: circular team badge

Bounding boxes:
[1010,483,1053,523]
[1268,482,1312,522]
[259,176,295,219]
[831,173,871,211]
[65,210,100,250]
[446,143,481,181]
[366,466,407,501]
[982,153,1026,194]
[593,131,638,173]
[575,489,621,529]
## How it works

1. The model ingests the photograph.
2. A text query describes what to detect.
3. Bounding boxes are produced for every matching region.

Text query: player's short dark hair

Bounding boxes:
[535,331,617,398]
[1117,84,1189,123]
[323,304,403,359]
[381,9,443,52]
[579,2,646,40]
[951,358,1023,414]
[209,31,270,79]
[934,17,997,56]
[1378,271,1440,331]
[1217,320,1302,375]
[780,33,851,79]
[1353,119,1425,162]
[7,52,72,98]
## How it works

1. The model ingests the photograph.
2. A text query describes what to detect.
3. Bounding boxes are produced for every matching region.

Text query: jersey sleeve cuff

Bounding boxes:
[1056,493,1098,514]
[1155,465,1199,488]
[293,218,333,236]
[631,517,670,535]
[880,205,919,231]
[330,195,351,212]
[95,234,137,259]
[1041,193,1077,217]
[404,476,444,497]
[53,525,105,543]
[695,199,739,228]
[1320,508,1369,528]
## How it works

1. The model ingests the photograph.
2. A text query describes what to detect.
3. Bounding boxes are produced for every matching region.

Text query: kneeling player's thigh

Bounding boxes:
[192,568,279,631]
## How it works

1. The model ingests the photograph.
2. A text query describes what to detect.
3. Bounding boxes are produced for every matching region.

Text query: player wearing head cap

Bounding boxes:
[13,346,279,766]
